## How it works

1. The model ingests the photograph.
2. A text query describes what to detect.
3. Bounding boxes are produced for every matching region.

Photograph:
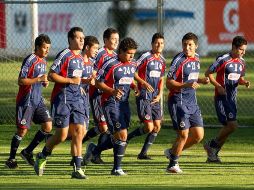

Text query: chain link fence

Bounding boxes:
[0,0,253,126]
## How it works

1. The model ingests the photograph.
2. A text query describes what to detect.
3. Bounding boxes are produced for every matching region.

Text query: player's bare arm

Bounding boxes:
[18,74,48,85]
[197,76,210,84]
[166,78,200,90]
[95,80,124,100]
[134,72,154,92]
[239,77,250,88]
[48,70,81,85]
[205,69,226,95]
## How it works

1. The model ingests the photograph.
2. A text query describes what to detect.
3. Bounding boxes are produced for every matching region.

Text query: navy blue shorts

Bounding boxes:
[103,101,130,133]
[136,97,162,122]
[168,99,203,130]
[51,99,85,128]
[16,98,52,129]
[214,95,237,125]
[89,94,107,128]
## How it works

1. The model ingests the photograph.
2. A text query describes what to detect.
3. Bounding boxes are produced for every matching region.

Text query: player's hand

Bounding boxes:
[217,85,226,95]
[151,95,160,104]
[142,82,154,92]
[69,77,81,85]
[185,82,200,89]
[39,74,48,82]
[42,81,49,88]
[245,81,250,88]
[133,86,140,97]
[200,77,210,85]
[112,88,124,100]
[90,78,95,86]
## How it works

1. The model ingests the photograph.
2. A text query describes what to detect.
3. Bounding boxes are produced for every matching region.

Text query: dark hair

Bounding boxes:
[182,32,198,45]
[103,27,118,41]
[232,36,247,48]
[34,34,51,51]
[152,32,164,43]
[118,37,138,53]
[82,36,99,51]
[67,26,83,44]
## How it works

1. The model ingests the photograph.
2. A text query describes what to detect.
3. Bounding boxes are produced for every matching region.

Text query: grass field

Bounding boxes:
[0,125,254,190]
[0,57,254,126]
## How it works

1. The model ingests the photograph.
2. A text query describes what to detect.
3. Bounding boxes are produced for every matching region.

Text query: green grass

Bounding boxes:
[0,125,254,189]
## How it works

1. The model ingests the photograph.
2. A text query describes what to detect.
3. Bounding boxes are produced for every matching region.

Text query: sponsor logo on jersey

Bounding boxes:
[149,70,161,78]
[73,69,82,77]
[119,77,133,84]
[228,73,240,80]
[188,72,199,80]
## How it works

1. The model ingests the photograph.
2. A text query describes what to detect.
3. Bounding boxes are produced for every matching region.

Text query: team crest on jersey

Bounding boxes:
[131,67,135,73]
[101,115,105,122]
[20,119,26,125]
[116,122,121,128]
[180,121,185,128]
[228,112,233,119]
[145,114,151,120]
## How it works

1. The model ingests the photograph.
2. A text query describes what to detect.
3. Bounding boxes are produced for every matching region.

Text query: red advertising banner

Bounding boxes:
[205,0,254,44]
[0,3,6,48]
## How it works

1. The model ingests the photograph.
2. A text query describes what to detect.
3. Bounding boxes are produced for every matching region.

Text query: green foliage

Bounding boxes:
[0,125,254,189]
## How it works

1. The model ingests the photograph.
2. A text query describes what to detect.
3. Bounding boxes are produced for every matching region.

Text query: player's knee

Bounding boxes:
[41,121,52,133]
[99,125,108,133]
[227,121,238,132]
[17,128,27,137]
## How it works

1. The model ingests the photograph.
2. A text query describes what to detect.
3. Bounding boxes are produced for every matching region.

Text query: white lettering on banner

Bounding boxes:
[73,70,82,77]
[119,77,133,84]
[223,1,239,33]
[188,72,199,80]
[39,13,72,33]
[149,70,161,78]
[228,73,240,80]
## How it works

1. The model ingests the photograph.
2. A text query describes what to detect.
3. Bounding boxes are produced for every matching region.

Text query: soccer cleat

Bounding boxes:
[83,142,96,165]
[5,159,18,169]
[91,156,105,164]
[20,149,35,166]
[166,163,183,173]
[71,169,87,179]
[111,169,127,176]
[204,141,221,163]
[164,148,172,159]
[34,154,47,176]
[137,153,152,160]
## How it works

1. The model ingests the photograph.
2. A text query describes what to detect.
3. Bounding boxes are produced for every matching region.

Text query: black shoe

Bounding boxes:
[20,149,35,166]
[137,153,152,160]
[5,159,18,169]
[91,156,105,164]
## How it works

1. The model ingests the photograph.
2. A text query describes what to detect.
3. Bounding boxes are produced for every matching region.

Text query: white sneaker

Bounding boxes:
[166,163,183,173]
[204,141,221,163]
[111,169,127,176]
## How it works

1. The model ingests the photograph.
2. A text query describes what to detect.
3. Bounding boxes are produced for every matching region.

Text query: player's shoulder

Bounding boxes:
[55,48,71,60]
[23,53,37,65]
[216,53,231,63]
[171,52,186,65]
[138,51,152,60]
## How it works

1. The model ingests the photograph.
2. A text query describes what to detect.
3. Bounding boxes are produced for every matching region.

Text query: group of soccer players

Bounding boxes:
[5,26,250,179]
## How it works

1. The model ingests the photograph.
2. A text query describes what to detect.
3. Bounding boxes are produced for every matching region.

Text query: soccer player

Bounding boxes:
[34,27,87,179]
[164,32,209,173]
[127,33,166,160]
[5,34,52,169]
[84,37,138,176]
[204,36,250,163]
[82,28,119,164]
[69,35,99,166]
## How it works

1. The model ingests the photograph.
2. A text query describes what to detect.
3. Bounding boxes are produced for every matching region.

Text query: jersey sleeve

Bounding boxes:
[50,52,67,74]
[96,59,114,82]
[167,59,178,80]
[208,57,224,73]
[19,58,32,78]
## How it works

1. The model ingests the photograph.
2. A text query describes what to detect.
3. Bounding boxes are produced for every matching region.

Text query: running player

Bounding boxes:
[5,34,52,169]
[127,33,166,160]
[164,32,209,173]
[34,27,87,179]
[84,37,138,176]
[204,36,250,163]
[82,28,119,164]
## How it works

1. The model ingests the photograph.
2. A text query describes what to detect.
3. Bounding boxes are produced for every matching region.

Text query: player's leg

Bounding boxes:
[6,105,32,169]
[138,102,162,159]
[21,103,52,166]
[128,99,152,141]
